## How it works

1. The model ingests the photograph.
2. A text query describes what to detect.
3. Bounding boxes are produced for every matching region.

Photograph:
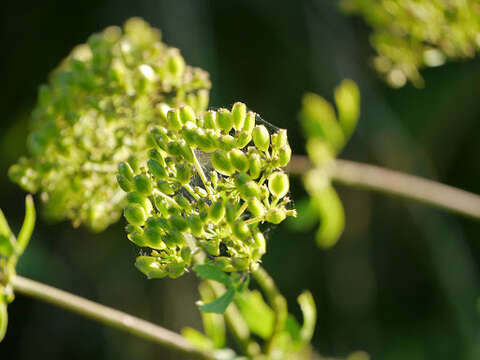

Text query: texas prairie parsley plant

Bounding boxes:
[9,18,210,231]
[117,103,295,279]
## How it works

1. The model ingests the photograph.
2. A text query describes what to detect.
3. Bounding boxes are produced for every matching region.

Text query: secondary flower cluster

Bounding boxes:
[9,18,211,231]
[117,103,295,279]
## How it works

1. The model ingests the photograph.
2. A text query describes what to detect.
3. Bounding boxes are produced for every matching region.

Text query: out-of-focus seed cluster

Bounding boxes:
[118,102,295,279]
[8,18,211,231]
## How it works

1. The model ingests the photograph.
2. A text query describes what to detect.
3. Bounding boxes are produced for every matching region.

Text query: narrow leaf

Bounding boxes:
[312,186,345,249]
[0,235,15,258]
[198,287,235,314]
[0,300,7,342]
[235,290,274,339]
[297,291,316,345]
[334,79,360,140]
[0,210,12,239]
[16,195,36,255]
[193,264,232,286]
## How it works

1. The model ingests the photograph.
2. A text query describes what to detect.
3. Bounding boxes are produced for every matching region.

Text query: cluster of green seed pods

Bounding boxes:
[9,18,211,232]
[118,102,295,279]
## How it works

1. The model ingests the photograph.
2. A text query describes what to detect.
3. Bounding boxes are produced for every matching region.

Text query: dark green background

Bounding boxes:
[1,1,480,359]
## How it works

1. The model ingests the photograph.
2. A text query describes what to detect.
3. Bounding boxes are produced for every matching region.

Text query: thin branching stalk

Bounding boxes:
[287,155,480,219]
[11,275,214,360]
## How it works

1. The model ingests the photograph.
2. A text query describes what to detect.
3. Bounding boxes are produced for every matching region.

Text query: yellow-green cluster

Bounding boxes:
[344,0,480,87]
[118,103,295,279]
[8,18,211,231]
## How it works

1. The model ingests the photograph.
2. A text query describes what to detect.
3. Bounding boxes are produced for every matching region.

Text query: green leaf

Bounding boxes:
[235,290,274,339]
[198,287,235,314]
[334,79,360,140]
[0,299,7,342]
[16,195,36,255]
[297,291,316,345]
[0,235,15,258]
[0,210,12,240]
[181,327,214,351]
[312,186,345,249]
[193,264,232,287]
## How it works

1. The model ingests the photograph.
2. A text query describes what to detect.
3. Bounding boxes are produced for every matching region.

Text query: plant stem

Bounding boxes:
[287,155,480,219]
[10,275,214,360]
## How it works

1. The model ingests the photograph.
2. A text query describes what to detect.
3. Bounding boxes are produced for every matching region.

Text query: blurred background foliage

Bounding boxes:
[1,1,480,359]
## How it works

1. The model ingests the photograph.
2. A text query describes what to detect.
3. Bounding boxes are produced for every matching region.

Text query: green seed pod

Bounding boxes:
[253,231,266,255]
[210,170,219,188]
[164,230,185,247]
[265,208,286,224]
[133,174,153,195]
[144,224,164,248]
[248,198,266,217]
[252,125,270,152]
[147,159,167,179]
[148,148,166,167]
[124,203,146,226]
[194,128,217,152]
[209,200,225,224]
[235,131,252,148]
[232,221,250,240]
[154,196,170,217]
[118,162,134,182]
[271,129,288,148]
[169,215,189,232]
[234,173,250,187]
[211,150,234,176]
[127,230,148,247]
[167,262,186,279]
[239,181,261,200]
[117,174,133,192]
[179,140,194,162]
[167,141,183,156]
[232,102,247,130]
[248,153,262,179]
[217,108,233,133]
[176,164,192,185]
[268,172,289,199]
[135,256,167,279]
[174,194,191,211]
[127,155,140,172]
[180,105,196,125]
[278,144,292,167]
[232,256,249,271]
[167,109,182,130]
[167,51,186,79]
[181,122,198,145]
[204,110,217,129]
[157,180,175,195]
[201,239,220,256]
[215,257,234,272]
[225,202,236,224]
[243,111,256,134]
[187,215,203,237]
[218,135,236,151]
[181,246,192,264]
[229,149,249,173]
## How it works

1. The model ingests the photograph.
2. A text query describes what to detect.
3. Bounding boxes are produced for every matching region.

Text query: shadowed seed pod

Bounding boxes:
[8,17,211,232]
[118,103,296,279]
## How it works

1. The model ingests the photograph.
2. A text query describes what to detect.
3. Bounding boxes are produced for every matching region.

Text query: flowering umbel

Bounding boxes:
[9,18,211,231]
[118,103,295,279]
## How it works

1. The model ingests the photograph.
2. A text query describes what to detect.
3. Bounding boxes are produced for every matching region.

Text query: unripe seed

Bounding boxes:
[174,194,191,211]
[127,155,139,172]
[271,129,288,148]
[202,239,220,256]
[232,102,247,130]
[209,201,225,224]
[154,196,170,217]
[117,174,133,192]
[211,150,234,175]
[248,198,266,217]
[144,224,164,248]
[167,141,183,156]
[232,221,251,240]
[243,111,256,134]
[167,52,185,78]
[235,131,252,148]
[253,231,266,255]
[204,110,217,129]
[218,135,236,151]
[217,108,234,133]
[135,256,167,279]
[147,159,167,179]
[252,125,270,152]
[265,208,286,224]
[188,215,203,236]
[167,109,182,130]
[133,174,152,195]
[239,181,261,200]
[232,256,249,271]
[167,262,185,279]
[179,141,194,162]
[124,203,146,226]
[248,153,262,179]
[176,164,192,184]
[181,123,198,145]
[118,162,134,182]
[229,149,249,173]
[268,172,289,199]
[179,105,196,124]
[157,180,175,195]
[194,128,217,152]
[148,149,165,166]
[278,145,292,167]
[215,256,234,272]
[128,231,148,247]
[169,215,189,232]
[225,202,236,224]
[164,230,185,247]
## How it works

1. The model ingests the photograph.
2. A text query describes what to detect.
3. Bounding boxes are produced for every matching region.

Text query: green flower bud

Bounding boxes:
[167,109,182,130]
[278,145,292,167]
[133,174,153,195]
[243,111,256,134]
[169,215,189,232]
[248,153,262,179]
[124,203,146,226]
[248,198,266,218]
[217,108,233,133]
[265,208,286,224]
[229,149,249,173]
[118,162,134,182]
[252,125,270,152]
[179,105,196,125]
[117,174,133,192]
[188,215,204,237]
[235,131,252,148]
[209,201,225,224]
[212,150,234,176]
[175,164,192,184]
[167,262,186,279]
[232,256,249,271]
[232,221,250,240]
[203,110,217,129]
[135,256,167,279]
[268,172,289,199]
[147,159,167,179]
[232,102,247,130]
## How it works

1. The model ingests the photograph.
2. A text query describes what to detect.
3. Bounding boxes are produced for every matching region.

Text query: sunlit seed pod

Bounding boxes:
[235,131,252,148]
[164,230,185,247]
[197,89,210,112]
[133,174,153,195]
[215,257,235,272]
[218,135,236,151]
[169,215,189,232]
[234,173,250,187]
[181,124,198,146]
[203,110,217,129]
[175,164,192,184]
[229,149,249,173]
[243,111,256,134]
[232,102,247,130]
[239,181,261,200]
[168,206,182,216]
[167,51,185,79]
[202,239,220,256]
[148,149,166,167]
[265,208,286,224]
[135,256,167,279]
[271,129,288,148]
[232,221,251,240]
[118,162,134,182]
[217,108,234,133]
[210,171,219,188]
[126,224,142,234]
[268,172,289,199]
[195,129,217,152]
[167,262,185,279]
[253,231,266,255]
[252,125,270,152]
[247,198,266,217]
[147,159,167,179]
[179,141,194,162]
[209,201,225,224]
[124,203,146,226]
[225,202,237,224]
[181,246,192,264]
[128,231,148,247]
[167,109,182,130]
[278,145,292,167]
[117,174,133,192]
[232,256,249,271]
[174,194,191,211]
[167,141,183,156]
[211,150,234,176]
[248,153,262,179]
[154,196,170,217]
[187,215,203,236]
[127,155,140,172]
[144,225,164,248]
[179,105,196,125]
[157,180,175,195]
